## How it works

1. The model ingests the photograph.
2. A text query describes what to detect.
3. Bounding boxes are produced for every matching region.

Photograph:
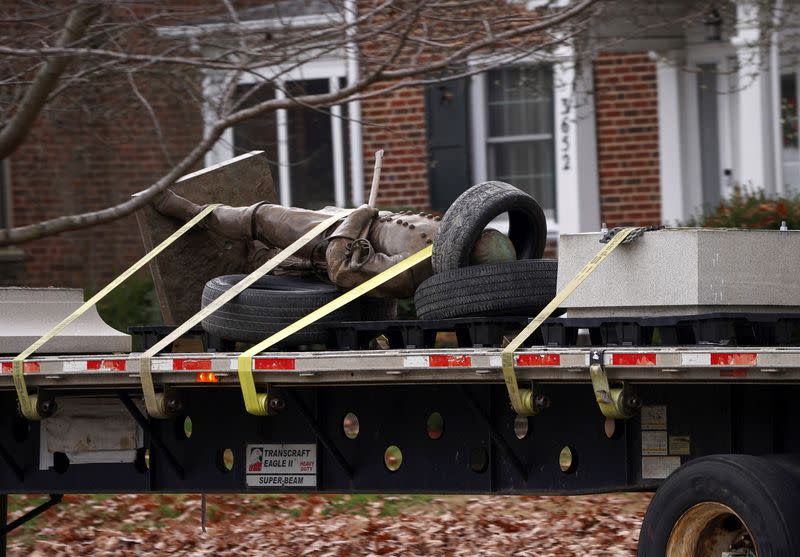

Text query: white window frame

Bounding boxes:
[468,47,600,237]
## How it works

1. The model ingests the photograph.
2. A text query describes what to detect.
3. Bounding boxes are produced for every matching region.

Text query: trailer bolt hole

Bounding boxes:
[53,451,70,474]
[514,416,529,440]
[217,448,234,473]
[559,446,577,474]
[426,412,444,440]
[179,416,193,440]
[604,418,617,439]
[134,448,150,472]
[384,445,403,472]
[343,412,360,439]
[469,447,488,473]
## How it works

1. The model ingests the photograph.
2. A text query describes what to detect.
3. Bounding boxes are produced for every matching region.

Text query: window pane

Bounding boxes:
[286,79,335,209]
[781,73,800,193]
[487,66,553,137]
[488,140,555,218]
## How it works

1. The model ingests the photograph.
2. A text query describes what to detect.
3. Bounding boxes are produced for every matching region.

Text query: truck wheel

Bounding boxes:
[414,260,557,320]
[432,181,547,274]
[200,275,361,346]
[638,454,800,557]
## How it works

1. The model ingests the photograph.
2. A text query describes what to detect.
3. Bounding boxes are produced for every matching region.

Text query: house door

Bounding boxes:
[425,78,470,212]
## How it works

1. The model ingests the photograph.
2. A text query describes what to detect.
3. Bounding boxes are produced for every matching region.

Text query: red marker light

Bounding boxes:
[196,372,219,383]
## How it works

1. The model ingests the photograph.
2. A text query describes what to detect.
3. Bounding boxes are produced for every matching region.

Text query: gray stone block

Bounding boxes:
[135,151,276,325]
[0,287,131,355]
[557,228,800,317]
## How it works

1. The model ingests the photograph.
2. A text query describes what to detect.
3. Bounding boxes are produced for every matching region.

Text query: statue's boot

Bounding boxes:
[153,189,203,221]
[153,189,256,241]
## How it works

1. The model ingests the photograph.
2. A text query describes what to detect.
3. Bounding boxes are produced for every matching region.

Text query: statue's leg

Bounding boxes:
[154,190,258,241]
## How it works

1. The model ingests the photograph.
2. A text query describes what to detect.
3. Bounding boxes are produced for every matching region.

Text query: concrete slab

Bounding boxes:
[135,151,276,325]
[557,228,800,317]
[0,288,131,355]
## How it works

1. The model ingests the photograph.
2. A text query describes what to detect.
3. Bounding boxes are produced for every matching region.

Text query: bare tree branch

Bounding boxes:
[0,0,749,246]
[0,2,102,159]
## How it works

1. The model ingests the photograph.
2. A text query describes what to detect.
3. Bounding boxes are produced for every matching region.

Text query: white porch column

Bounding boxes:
[553,52,600,234]
[731,1,774,192]
[656,58,687,225]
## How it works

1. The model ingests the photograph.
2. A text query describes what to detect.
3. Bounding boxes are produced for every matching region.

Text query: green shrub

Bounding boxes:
[93,274,162,334]
[686,186,800,229]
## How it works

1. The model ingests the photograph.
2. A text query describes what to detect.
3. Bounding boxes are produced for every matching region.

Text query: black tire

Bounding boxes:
[432,181,548,274]
[638,454,800,556]
[200,275,360,346]
[414,260,557,320]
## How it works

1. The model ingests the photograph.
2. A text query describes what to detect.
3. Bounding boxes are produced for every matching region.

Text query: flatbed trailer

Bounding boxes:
[0,340,799,554]
[3,159,797,553]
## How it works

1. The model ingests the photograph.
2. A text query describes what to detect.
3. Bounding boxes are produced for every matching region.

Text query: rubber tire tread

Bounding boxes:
[432,181,548,274]
[414,260,557,319]
[200,275,360,346]
[638,454,800,557]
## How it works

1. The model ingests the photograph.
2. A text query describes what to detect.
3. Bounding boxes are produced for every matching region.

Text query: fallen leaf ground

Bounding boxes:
[6,492,652,556]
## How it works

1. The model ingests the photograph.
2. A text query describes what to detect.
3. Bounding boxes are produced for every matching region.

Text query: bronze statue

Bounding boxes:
[153,190,513,298]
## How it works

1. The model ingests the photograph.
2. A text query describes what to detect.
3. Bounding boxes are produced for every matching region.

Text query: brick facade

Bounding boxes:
[360,83,430,209]
[594,52,661,227]
[6,78,201,290]
[4,47,664,289]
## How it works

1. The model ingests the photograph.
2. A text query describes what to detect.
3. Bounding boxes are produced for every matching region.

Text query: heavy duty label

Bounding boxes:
[245,444,317,488]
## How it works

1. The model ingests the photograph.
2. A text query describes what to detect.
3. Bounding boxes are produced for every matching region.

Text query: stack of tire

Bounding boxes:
[414,181,557,320]
[200,275,396,348]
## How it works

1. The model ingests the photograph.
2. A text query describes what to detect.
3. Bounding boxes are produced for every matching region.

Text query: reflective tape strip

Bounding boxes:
[429,355,471,367]
[239,245,433,416]
[139,210,349,418]
[516,354,561,367]
[172,359,212,371]
[403,354,472,369]
[403,356,429,368]
[500,228,636,416]
[62,360,126,372]
[11,203,220,420]
[403,355,472,368]
[151,360,175,371]
[681,353,710,366]
[254,358,296,371]
[87,359,127,371]
[711,353,757,366]
[3,362,40,374]
[611,353,656,366]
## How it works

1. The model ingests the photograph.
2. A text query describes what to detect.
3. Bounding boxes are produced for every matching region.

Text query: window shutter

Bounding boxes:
[425,78,471,212]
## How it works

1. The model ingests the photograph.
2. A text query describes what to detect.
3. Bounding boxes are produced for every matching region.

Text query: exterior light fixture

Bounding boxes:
[704,9,723,42]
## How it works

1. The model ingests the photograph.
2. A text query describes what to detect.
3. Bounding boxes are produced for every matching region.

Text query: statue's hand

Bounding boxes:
[352,204,378,220]
[328,204,378,241]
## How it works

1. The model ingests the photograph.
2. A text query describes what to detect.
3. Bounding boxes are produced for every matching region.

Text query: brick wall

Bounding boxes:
[594,52,661,227]
[360,86,430,210]
[8,76,202,290]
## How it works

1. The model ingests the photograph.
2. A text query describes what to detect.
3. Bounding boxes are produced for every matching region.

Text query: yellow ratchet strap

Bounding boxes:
[238,245,433,416]
[500,228,636,416]
[139,211,349,418]
[12,203,221,420]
